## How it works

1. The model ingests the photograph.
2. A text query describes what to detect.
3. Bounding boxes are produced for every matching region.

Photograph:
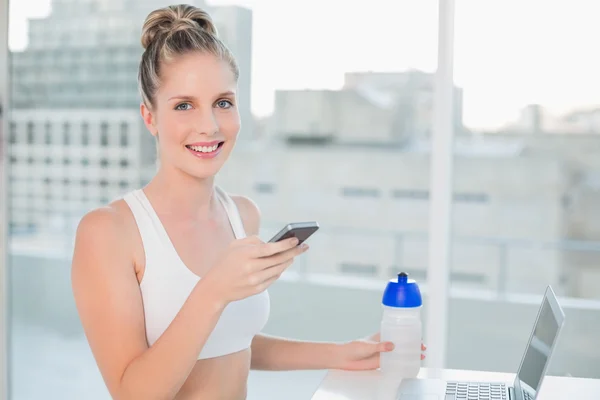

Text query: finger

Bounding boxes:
[421,354,426,360]
[256,274,279,292]
[422,343,427,351]
[253,265,289,293]
[252,237,299,258]
[254,259,293,283]
[376,341,394,352]
[263,243,308,266]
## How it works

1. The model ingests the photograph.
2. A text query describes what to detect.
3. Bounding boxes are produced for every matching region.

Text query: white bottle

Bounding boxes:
[380,272,422,378]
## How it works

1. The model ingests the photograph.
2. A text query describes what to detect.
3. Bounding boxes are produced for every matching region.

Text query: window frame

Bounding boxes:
[1,0,10,397]
[424,0,456,370]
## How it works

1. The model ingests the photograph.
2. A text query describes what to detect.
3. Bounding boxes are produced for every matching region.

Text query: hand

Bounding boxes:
[202,235,308,306]
[334,333,426,371]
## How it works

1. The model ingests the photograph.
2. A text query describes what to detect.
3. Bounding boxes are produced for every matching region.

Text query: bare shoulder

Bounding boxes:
[74,200,130,246]
[229,194,261,236]
[72,199,137,273]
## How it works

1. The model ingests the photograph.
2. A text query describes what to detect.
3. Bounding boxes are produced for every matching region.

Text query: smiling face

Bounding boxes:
[141,51,241,180]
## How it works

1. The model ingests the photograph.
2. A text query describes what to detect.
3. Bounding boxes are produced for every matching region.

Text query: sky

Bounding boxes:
[7,0,600,130]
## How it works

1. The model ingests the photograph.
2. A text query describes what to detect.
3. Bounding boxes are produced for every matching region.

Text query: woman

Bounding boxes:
[71,4,424,399]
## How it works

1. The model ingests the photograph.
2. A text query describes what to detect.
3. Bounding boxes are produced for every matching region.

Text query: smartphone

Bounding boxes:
[268,221,319,245]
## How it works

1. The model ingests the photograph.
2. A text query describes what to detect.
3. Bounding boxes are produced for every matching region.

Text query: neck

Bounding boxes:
[143,164,217,220]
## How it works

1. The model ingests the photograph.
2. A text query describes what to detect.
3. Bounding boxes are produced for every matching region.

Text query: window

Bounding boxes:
[341,187,381,198]
[81,122,90,145]
[100,122,109,146]
[255,183,275,194]
[26,122,34,144]
[4,3,600,400]
[392,189,429,200]
[119,121,128,147]
[44,121,52,145]
[453,192,489,204]
[9,121,16,143]
[447,0,600,379]
[63,122,71,145]
[339,262,378,277]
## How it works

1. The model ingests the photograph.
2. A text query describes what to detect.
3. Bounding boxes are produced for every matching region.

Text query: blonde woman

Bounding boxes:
[71,4,423,399]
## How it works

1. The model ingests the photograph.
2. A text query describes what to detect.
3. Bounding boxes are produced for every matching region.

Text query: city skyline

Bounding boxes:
[8,0,600,130]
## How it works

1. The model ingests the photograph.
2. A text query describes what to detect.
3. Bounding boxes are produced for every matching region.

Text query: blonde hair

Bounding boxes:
[138,4,239,109]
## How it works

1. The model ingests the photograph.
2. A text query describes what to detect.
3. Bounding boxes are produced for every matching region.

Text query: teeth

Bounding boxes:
[188,144,219,153]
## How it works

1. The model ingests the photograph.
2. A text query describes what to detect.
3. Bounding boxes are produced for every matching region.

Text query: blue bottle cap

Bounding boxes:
[382,272,422,308]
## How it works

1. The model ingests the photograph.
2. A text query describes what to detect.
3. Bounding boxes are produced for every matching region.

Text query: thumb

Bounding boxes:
[374,341,395,352]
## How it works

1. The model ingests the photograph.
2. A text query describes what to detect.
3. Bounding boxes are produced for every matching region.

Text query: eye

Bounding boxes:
[175,102,192,111]
[216,99,233,109]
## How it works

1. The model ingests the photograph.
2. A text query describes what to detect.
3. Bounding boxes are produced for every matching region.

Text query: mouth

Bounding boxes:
[185,141,225,159]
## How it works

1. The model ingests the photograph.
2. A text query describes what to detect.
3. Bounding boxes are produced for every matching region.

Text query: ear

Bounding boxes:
[140,102,158,137]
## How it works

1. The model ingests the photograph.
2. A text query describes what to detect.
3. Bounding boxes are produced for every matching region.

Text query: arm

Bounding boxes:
[231,196,339,370]
[250,335,342,370]
[71,207,226,400]
[232,196,336,370]
[232,195,397,372]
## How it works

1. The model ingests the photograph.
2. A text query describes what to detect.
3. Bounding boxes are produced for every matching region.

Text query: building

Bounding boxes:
[12,1,252,121]
[7,109,146,237]
[495,104,600,135]
[8,3,600,300]
[270,70,463,145]
[216,139,570,297]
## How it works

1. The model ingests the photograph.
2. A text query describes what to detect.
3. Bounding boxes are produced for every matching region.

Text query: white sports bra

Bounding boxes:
[123,187,270,359]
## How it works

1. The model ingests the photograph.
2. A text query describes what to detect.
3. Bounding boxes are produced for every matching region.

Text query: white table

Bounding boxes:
[311,368,600,399]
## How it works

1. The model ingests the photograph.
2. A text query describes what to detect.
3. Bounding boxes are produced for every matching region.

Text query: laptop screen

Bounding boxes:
[515,293,562,396]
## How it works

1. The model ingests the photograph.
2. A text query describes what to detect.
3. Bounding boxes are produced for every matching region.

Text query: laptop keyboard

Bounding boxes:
[445,382,508,400]
[521,390,533,400]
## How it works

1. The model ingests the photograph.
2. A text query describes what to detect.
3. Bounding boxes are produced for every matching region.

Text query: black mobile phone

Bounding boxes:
[268,222,319,245]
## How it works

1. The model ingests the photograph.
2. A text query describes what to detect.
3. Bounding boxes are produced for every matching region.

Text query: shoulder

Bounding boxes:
[229,194,261,236]
[72,199,136,268]
[75,200,130,242]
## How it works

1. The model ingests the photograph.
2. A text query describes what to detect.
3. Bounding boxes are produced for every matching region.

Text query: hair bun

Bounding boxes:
[141,4,218,50]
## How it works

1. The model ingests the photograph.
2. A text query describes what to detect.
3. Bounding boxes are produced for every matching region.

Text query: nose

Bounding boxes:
[196,108,219,136]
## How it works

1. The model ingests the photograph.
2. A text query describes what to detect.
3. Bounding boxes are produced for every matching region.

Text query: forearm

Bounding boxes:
[118,281,225,400]
[250,334,342,371]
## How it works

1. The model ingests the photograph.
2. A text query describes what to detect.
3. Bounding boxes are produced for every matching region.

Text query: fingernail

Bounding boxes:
[386,342,394,351]
[301,243,309,250]
[290,238,299,245]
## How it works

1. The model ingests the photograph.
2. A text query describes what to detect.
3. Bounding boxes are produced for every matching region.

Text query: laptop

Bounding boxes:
[396,285,566,400]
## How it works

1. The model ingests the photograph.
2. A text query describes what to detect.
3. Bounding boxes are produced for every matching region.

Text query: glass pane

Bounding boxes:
[215,0,438,396]
[451,0,600,378]
[7,0,437,399]
[1,0,9,397]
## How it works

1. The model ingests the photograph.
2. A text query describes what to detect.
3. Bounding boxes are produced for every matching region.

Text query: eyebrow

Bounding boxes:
[168,91,236,101]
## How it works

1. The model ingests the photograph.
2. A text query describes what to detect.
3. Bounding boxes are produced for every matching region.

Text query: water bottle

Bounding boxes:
[380,272,422,378]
